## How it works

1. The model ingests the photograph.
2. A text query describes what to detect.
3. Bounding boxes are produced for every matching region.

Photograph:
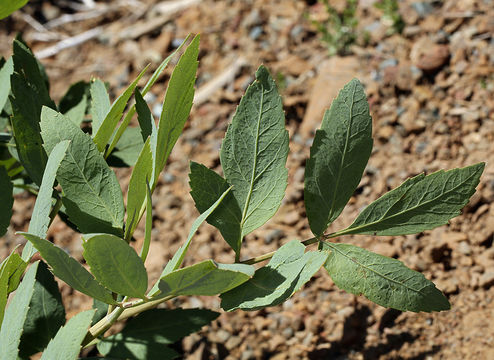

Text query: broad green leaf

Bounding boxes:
[158,260,254,297]
[0,0,28,19]
[107,126,144,167]
[151,35,200,188]
[82,234,148,298]
[93,66,148,152]
[149,185,233,297]
[20,233,116,304]
[19,261,66,358]
[221,240,328,311]
[0,251,27,325]
[322,242,450,312]
[97,308,218,360]
[189,162,242,254]
[135,89,154,142]
[41,107,125,235]
[0,261,38,359]
[219,65,289,248]
[90,79,110,135]
[0,166,13,236]
[304,79,373,236]
[23,140,69,260]
[65,94,87,126]
[40,309,95,360]
[0,57,13,111]
[338,163,485,236]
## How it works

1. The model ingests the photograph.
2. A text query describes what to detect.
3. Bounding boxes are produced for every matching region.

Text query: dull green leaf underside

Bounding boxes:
[82,234,148,299]
[322,242,450,312]
[221,240,328,311]
[305,78,373,236]
[0,252,27,325]
[0,57,13,112]
[107,126,144,167]
[220,65,289,244]
[40,107,125,236]
[0,166,13,237]
[89,78,110,135]
[341,163,485,236]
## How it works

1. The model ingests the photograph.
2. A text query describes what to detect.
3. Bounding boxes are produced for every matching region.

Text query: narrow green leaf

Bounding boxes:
[304,78,373,236]
[189,162,242,254]
[97,308,217,360]
[82,234,148,298]
[0,251,27,325]
[219,65,289,247]
[0,57,13,111]
[0,166,13,237]
[125,138,152,240]
[19,261,66,358]
[135,89,154,142]
[339,163,485,236]
[0,0,29,19]
[0,261,38,359]
[90,79,111,135]
[221,240,328,311]
[140,180,152,262]
[20,233,116,304]
[158,260,254,297]
[40,309,95,360]
[322,242,450,312]
[41,107,125,235]
[93,66,148,153]
[106,126,144,168]
[151,35,200,188]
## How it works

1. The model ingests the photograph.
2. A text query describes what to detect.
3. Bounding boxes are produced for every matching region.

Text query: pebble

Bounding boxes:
[479,271,494,289]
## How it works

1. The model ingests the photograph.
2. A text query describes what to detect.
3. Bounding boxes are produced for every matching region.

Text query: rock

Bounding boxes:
[225,336,242,350]
[411,2,435,17]
[282,210,300,226]
[411,38,450,71]
[479,271,494,289]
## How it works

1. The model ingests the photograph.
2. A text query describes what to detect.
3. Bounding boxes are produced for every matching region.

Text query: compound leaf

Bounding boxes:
[340,163,485,236]
[158,260,254,297]
[322,242,450,312]
[40,309,95,360]
[20,233,116,304]
[304,79,373,236]
[221,240,328,311]
[0,251,27,325]
[220,65,289,247]
[82,234,148,298]
[0,165,13,237]
[41,107,124,236]
[90,79,110,135]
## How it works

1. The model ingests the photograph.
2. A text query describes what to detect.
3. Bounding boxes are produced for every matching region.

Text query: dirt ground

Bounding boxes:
[1,0,494,359]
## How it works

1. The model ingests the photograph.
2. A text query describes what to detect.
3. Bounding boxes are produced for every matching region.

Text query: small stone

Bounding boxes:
[264,229,284,244]
[479,271,494,289]
[225,336,242,350]
[283,210,299,226]
[411,38,450,71]
[411,2,434,17]
[458,241,471,255]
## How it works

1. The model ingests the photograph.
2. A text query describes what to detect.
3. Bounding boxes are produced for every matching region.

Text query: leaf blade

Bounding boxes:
[0,165,13,237]
[0,251,27,325]
[90,79,110,135]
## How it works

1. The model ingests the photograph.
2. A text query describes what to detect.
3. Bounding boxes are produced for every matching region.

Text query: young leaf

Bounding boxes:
[0,261,38,360]
[0,251,27,325]
[0,165,13,237]
[338,163,485,236]
[97,308,218,360]
[0,0,28,19]
[158,260,254,297]
[19,261,66,358]
[90,79,111,135]
[20,233,116,304]
[304,78,373,236]
[41,107,125,236]
[0,56,13,111]
[40,309,95,360]
[219,66,289,247]
[82,233,148,298]
[221,240,328,311]
[93,66,148,153]
[322,242,450,312]
[151,35,200,188]
[189,162,242,254]
[107,126,145,167]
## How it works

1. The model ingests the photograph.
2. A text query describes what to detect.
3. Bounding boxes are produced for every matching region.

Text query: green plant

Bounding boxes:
[0,0,29,20]
[0,34,484,359]
[309,0,359,56]
[375,0,405,35]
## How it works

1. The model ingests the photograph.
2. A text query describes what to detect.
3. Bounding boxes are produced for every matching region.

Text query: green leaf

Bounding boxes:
[23,140,69,260]
[0,251,27,325]
[107,127,144,168]
[41,107,125,236]
[339,163,485,236]
[93,66,148,153]
[40,309,95,360]
[19,261,66,358]
[0,57,13,111]
[0,165,13,237]
[221,240,328,311]
[59,81,90,114]
[91,298,108,326]
[0,0,28,19]
[90,79,110,135]
[151,35,200,188]
[20,233,116,304]
[304,79,373,236]
[65,94,87,126]
[219,65,289,249]
[158,260,254,297]
[140,180,152,262]
[322,242,450,312]
[135,89,154,142]
[97,308,218,360]
[189,162,242,254]
[0,261,38,359]
[82,234,148,298]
